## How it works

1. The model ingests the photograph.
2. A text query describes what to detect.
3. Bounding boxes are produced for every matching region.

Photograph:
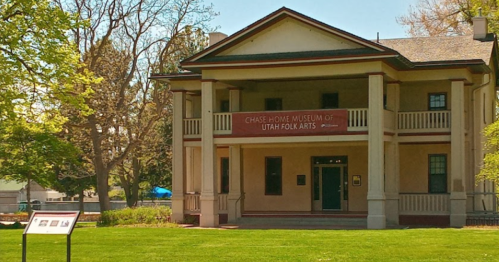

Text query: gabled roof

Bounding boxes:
[149,7,498,80]
[378,34,496,65]
[181,7,399,71]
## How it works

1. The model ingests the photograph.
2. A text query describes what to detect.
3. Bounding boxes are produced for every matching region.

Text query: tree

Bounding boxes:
[56,0,216,212]
[476,120,499,183]
[397,0,499,36]
[0,0,96,215]
[0,117,80,215]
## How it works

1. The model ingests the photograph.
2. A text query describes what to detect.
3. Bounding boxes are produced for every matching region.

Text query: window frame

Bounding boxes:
[428,154,447,194]
[265,157,282,195]
[428,93,447,111]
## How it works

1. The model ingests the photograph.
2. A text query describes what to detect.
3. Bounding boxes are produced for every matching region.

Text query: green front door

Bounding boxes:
[322,167,341,210]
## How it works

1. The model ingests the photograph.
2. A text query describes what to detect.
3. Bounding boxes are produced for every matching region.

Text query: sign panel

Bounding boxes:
[24,211,79,235]
[232,109,348,136]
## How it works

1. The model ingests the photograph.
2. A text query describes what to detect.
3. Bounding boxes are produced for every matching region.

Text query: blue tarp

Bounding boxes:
[150,186,172,198]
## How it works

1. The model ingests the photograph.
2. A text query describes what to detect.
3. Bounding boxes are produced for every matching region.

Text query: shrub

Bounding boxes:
[98,206,172,227]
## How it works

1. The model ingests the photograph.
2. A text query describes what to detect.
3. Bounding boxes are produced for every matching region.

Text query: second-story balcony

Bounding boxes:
[183,109,451,138]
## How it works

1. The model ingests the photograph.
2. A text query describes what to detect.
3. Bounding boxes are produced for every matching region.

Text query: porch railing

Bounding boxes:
[399,193,450,215]
[398,110,450,132]
[184,193,228,214]
[183,109,450,136]
[214,113,232,135]
[347,108,368,131]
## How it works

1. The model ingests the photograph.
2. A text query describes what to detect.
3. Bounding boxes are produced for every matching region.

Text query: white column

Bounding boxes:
[228,145,242,223]
[367,73,386,229]
[450,80,467,227]
[200,80,219,227]
[171,90,186,223]
[385,82,400,225]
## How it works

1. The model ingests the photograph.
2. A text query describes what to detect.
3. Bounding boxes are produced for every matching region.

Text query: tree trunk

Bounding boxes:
[120,157,142,208]
[95,165,111,212]
[89,115,111,212]
[130,157,141,207]
[79,187,85,213]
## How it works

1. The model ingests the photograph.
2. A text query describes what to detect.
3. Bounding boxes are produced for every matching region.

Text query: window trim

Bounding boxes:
[428,154,447,194]
[428,93,447,111]
[265,156,282,195]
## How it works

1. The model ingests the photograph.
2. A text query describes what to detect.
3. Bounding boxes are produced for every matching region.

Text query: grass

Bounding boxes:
[1,226,499,261]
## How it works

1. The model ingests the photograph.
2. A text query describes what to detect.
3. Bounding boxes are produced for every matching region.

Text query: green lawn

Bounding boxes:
[1,227,498,261]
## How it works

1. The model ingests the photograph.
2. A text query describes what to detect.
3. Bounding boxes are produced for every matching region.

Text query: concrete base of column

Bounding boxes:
[171,195,184,223]
[227,194,242,223]
[367,197,386,229]
[385,195,399,225]
[200,195,219,227]
[450,192,467,227]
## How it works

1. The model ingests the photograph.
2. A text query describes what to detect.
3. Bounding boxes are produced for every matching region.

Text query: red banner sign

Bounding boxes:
[232,109,348,136]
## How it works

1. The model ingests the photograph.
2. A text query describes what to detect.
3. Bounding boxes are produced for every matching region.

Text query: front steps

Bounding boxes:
[234,213,368,229]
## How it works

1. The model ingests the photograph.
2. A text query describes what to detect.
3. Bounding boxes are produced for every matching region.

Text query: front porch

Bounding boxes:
[182,192,454,227]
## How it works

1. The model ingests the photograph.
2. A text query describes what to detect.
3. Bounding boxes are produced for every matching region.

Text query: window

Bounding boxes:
[322,93,339,109]
[220,100,230,113]
[220,158,229,194]
[265,98,282,111]
[429,155,447,193]
[428,93,446,110]
[265,157,282,195]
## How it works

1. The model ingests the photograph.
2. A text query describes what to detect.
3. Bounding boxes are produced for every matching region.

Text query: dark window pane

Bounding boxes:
[429,94,446,110]
[313,167,319,200]
[265,98,282,111]
[220,100,230,112]
[265,157,282,195]
[221,158,229,194]
[429,155,447,193]
[322,93,339,109]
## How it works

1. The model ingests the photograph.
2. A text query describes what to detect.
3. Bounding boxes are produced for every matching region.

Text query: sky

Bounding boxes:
[207,0,420,40]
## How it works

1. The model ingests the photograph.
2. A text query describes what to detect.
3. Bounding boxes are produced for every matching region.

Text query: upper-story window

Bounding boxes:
[220,100,230,112]
[265,98,282,111]
[428,93,446,110]
[322,93,339,109]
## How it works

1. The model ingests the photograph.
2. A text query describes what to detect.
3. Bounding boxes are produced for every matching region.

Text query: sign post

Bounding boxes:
[22,211,80,262]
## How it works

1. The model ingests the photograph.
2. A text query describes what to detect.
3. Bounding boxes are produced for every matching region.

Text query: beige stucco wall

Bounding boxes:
[213,78,370,112]
[241,144,368,212]
[399,143,451,193]
[399,80,451,112]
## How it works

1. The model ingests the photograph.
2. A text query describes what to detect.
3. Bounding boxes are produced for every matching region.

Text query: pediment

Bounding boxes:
[182,7,393,67]
[218,17,365,56]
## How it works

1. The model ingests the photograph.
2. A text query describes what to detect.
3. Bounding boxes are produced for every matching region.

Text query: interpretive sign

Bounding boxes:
[24,211,79,235]
[23,211,80,262]
[232,109,348,136]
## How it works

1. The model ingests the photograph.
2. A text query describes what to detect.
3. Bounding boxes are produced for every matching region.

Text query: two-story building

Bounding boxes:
[151,7,498,229]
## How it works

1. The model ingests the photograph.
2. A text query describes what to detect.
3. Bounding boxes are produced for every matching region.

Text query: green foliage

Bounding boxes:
[108,189,126,200]
[0,221,25,229]
[477,120,499,183]
[0,117,80,187]
[98,206,172,227]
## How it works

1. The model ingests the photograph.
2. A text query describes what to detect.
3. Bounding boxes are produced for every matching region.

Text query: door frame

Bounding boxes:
[313,164,347,211]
